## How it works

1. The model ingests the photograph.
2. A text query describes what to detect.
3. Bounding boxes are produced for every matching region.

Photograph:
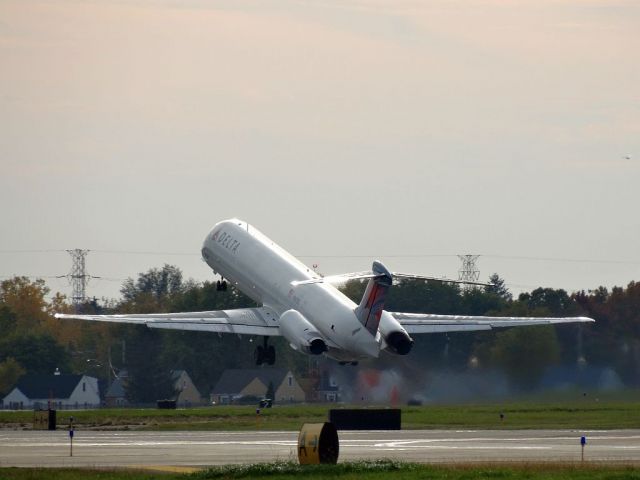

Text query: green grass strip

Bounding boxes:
[2,397,640,431]
[2,461,640,480]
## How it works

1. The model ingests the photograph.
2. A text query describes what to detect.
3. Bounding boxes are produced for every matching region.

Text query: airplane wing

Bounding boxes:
[55,307,281,336]
[390,312,594,334]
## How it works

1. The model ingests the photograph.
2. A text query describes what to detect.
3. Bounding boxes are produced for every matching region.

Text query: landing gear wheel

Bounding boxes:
[266,345,276,365]
[255,345,264,365]
[254,338,276,365]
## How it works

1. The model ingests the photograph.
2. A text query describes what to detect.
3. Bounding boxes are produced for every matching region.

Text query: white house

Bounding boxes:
[2,373,100,410]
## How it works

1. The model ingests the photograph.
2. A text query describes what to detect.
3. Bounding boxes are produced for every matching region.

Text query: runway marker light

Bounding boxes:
[69,416,75,457]
[581,436,586,461]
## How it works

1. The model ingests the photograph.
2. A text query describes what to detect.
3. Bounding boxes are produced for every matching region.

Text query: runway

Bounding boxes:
[1,429,639,468]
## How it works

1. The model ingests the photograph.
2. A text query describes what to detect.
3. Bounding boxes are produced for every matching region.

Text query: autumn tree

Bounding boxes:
[0,277,50,332]
[0,332,70,374]
[0,358,25,396]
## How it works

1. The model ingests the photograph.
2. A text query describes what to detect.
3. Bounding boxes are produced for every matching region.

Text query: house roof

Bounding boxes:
[13,374,85,399]
[211,368,290,395]
[105,377,126,399]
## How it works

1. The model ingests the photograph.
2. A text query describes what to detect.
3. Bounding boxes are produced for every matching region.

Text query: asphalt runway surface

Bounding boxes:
[1,429,639,468]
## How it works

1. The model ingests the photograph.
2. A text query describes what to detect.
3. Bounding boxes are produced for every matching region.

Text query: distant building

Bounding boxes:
[104,370,129,407]
[2,373,100,410]
[172,370,202,406]
[316,371,341,403]
[104,369,202,407]
[211,368,305,405]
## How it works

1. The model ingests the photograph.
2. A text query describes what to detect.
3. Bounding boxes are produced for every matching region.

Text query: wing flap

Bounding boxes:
[55,307,281,336]
[146,322,277,335]
[391,312,594,334]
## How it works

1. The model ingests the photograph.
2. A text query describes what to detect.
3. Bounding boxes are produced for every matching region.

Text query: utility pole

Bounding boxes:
[66,249,89,312]
[458,255,480,291]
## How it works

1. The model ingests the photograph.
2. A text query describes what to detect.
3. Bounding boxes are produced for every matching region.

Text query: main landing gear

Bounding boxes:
[255,336,275,366]
[216,278,228,291]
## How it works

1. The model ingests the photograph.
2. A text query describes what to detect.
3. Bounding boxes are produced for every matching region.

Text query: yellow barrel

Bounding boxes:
[297,422,339,465]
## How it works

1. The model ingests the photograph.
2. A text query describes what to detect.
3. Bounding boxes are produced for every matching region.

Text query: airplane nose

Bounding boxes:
[201,227,218,263]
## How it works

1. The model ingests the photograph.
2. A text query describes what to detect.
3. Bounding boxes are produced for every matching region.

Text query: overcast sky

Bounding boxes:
[1,0,638,302]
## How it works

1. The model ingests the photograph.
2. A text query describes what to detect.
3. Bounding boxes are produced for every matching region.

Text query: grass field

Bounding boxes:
[1,392,639,431]
[1,461,640,480]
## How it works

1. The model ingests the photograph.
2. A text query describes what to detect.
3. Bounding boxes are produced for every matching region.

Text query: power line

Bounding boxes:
[1,247,639,265]
[2,249,638,265]
[296,254,454,259]
[0,275,66,280]
[91,250,195,256]
[483,254,640,265]
[0,249,66,254]
[0,275,123,282]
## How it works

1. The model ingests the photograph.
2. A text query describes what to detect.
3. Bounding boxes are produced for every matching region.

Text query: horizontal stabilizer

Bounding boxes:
[292,271,377,286]
[391,312,594,334]
[292,268,492,287]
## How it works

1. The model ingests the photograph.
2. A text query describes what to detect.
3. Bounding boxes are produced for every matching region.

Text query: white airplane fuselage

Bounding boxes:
[201,219,408,361]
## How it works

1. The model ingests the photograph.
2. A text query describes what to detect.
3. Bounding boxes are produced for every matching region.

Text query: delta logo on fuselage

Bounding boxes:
[212,230,240,254]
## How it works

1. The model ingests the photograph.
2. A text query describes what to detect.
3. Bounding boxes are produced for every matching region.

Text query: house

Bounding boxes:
[211,368,305,405]
[172,370,202,406]
[104,369,202,407]
[316,372,341,403]
[2,373,100,410]
[104,370,129,407]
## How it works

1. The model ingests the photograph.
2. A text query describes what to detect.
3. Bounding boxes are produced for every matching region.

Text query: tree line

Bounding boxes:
[1,266,638,402]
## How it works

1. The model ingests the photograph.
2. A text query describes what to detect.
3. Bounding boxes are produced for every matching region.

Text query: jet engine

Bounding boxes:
[384,331,414,355]
[279,309,328,355]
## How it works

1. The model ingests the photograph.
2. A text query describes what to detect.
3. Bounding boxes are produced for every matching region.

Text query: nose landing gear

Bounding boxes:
[255,337,276,365]
[216,278,228,291]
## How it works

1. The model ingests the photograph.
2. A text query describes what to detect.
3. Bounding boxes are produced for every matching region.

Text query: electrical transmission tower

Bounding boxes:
[458,254,480,291]
[67,249,90,312]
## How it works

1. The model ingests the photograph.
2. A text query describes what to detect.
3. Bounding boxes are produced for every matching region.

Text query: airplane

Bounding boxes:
[56,218,594,365]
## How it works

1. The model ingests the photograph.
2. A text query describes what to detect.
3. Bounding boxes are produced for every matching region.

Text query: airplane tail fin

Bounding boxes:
[354,261,393,336]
